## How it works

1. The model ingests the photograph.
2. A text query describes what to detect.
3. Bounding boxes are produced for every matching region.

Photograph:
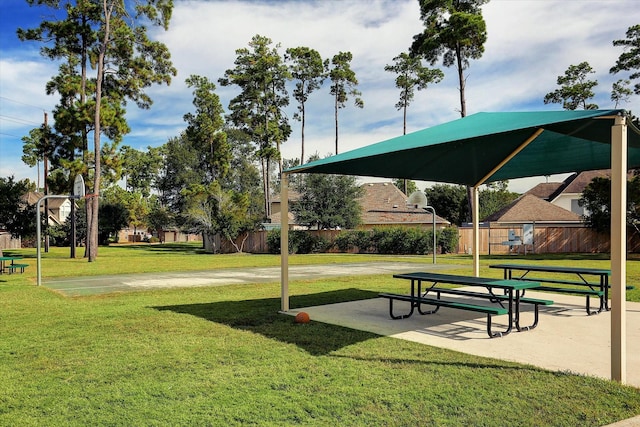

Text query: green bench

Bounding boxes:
[379,292,509,338]
[428,287,552,331]
[489,264,612,315]
[6,264,29,274]
[511,278,605,315]
[431,287,554,307]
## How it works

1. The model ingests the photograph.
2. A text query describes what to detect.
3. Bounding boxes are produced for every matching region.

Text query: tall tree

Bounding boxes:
[478,181,518,221]
[184,75,231,183]
[424,183,468,226]
[610,24,640,95]
[219,34,291,219]
[286,47,325,164]
[292,172,363,230]
[580,174,640,237]
[18,0,176,261]
[410,0,488,118]
[0,176,37,241]
[410,0,488,222]
[544,62,599,110]
[327,51,364,155]
[385,51,443,194]
[611,79,633,108]
[384,52,444,135]
[393,178,418,196]
[119,145,163,198]
[156,133,202,214]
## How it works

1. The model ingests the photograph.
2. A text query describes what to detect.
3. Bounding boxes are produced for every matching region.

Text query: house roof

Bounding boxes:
[560,169,611,194]
[524,182,564,200]
[482,194,581,222]
[23,192,71,209]
[359,182,449,225]
[268,182,450,226]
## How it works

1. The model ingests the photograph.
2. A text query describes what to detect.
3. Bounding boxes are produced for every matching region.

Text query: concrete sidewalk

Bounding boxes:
[43,261,458,296]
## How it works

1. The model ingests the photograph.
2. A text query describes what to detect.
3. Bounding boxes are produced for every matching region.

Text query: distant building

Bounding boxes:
[483,193,581,224]
[268,182,449,230]
[357,182,449,229]
[525,170,612,216]
[23,192,74,225]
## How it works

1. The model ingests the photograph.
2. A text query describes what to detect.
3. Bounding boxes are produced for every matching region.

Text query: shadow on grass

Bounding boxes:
[109,243,208,255]
[153,288,381,355]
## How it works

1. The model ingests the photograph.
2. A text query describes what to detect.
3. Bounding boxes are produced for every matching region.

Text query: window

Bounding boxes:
[571,199,584,215]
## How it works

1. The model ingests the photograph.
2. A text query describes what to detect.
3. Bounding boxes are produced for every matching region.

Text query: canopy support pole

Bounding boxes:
[476,128,544,186]
[611,115,627,383]
[470,128,544,277]
[472,186,480,277]
[280,173,290,312]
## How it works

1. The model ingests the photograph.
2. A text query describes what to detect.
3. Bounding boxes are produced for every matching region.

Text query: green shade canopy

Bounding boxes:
[281,108,638,383]
[286,110,640,186]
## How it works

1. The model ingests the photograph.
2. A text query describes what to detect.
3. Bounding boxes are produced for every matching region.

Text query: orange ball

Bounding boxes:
[295,312,310,323]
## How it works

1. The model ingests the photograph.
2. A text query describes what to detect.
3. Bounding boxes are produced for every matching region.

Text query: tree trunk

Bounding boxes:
[455,43,473,222]
[261,157,269,219]
[301,100,306,164]
[87,0,113,262]
[334,94,339,154]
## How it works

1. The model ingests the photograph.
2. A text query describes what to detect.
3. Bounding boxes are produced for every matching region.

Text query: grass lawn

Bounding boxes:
[1,244,639,426]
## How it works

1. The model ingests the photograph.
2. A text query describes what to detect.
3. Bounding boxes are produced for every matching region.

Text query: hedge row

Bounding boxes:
[266,227,459,255]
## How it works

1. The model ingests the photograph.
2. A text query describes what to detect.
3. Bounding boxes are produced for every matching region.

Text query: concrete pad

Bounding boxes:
[294,290,640,388]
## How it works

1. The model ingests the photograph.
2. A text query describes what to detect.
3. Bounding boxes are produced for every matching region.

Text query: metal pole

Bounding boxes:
[280,173,289,312]
[36,197,42,286]
[425,206,436,264]
[36,195,78,287]
[610,115,627,383]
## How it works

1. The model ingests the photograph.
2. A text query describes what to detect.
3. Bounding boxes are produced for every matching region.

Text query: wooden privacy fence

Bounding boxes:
[212,226,640,255]
[458,225,640,255]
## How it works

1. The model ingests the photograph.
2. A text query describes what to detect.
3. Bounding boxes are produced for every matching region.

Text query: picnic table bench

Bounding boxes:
[0,256,26,274]
[5,263,29,274]
[489,264,621,315]
[380,272,551,338]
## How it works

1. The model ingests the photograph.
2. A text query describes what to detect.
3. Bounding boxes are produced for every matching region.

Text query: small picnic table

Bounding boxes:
[380,272,551,338]
[489,264,611,315]
[0,256,25,274]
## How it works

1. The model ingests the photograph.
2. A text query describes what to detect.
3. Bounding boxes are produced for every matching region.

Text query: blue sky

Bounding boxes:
[0,0,638,193]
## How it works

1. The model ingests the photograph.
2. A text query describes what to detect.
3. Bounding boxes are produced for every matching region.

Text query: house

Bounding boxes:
[23,192,74,226]
[269,191,301,230]
[269,182,449,230]
[525,170,612,216]
[482,193,582,224]
[458,193,592,255]
[357,182,449,229]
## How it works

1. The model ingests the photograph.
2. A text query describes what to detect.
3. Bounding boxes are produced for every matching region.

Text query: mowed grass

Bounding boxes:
[1,244,639,426]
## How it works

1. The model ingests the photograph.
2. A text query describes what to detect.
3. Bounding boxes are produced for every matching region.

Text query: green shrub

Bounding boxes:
[334,231,355,252]
[438,226,459,254]
[266,229,284,254]
[267,229,328,254]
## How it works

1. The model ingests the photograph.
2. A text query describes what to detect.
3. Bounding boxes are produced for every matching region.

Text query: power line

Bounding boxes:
[0,131,27,139]
[0,114,41,126]
[0,96,50,112]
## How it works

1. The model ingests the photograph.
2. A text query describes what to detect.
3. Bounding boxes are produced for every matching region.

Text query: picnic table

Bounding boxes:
[380,272,552,338]
[0,256,27,274]
[489,264,611,315]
